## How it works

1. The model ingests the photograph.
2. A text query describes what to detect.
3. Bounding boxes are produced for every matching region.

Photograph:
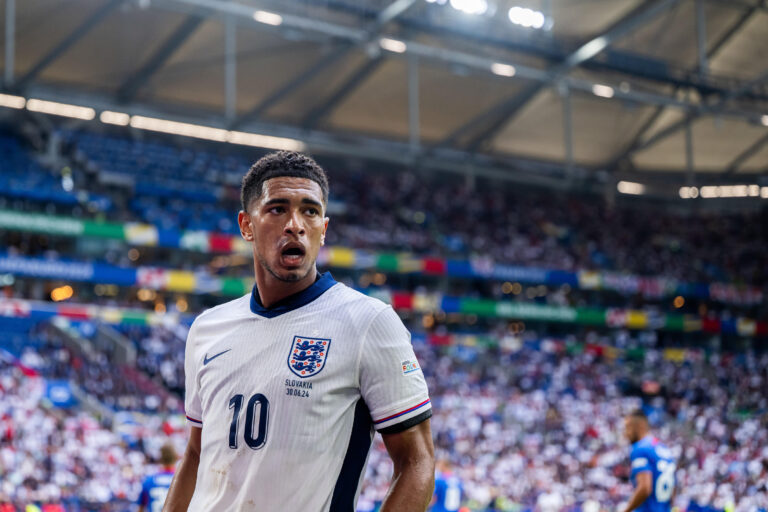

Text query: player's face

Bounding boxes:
[624,416,639,443]
[239,177,329,283]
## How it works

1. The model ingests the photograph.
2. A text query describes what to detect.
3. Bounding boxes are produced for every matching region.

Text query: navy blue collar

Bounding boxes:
[250,271,336,318]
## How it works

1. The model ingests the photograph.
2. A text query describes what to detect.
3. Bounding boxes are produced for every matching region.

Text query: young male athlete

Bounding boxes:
[138,444,178,512]
[164,151,434,511]
[623,409,676,512]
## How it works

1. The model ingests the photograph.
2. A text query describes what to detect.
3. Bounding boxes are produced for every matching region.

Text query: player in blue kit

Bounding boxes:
[431,459,463,512]
[138,444,178,512]
[623,409,676,512]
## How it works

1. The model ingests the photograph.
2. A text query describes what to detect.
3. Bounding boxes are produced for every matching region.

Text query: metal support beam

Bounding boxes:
[696,0,708,75]
[377,0,419,25]
[460,83,542,152]
[561,84,574,175]
[724,132,768,175]
[117,15,204,102]
[705,0,768,12]
[440,0,682,152]
[302,57,383,128]
[605,105,667,171]
[706,0,763,59]
[685,119,695,184]
[224,15,237,121]
[408,53,419,150]
[4,0,14,86]
[159,0,763,118]
[632,67,768,154]
[605,4,764,171]
[231,0,417,129]
[17,0,125,89]
[230,45,354,129]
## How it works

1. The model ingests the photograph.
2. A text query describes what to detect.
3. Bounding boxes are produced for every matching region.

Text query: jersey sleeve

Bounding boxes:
[184,321,203,427]
[359,306,431,434]
[630,446,653,479]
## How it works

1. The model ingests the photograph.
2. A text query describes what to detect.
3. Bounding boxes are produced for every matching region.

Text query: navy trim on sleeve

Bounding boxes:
[378,408,432,435]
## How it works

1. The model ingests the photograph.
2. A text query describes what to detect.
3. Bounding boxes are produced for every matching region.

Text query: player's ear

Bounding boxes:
[321,216,329,245]
[238,210,254,241]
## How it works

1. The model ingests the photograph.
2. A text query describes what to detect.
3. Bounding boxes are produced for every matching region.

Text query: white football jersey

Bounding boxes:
[184,272,431,511]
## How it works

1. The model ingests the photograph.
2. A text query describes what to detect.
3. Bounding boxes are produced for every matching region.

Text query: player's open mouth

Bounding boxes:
[280,243,306,266]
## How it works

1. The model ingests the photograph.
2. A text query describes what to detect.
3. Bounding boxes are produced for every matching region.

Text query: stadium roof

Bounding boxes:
[3,0,768,191]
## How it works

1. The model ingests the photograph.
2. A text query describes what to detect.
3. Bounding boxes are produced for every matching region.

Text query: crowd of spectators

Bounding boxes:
[2,319,767,511]
[2,129,766,288]
[1,126,767,512]
[17,322,180,414]
[359,341,768,512]
[0,357,187,511]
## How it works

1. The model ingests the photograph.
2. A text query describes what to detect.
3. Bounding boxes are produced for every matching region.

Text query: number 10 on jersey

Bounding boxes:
[228,393,270,450]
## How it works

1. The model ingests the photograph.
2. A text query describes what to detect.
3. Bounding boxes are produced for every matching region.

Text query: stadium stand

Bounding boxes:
[0,125,766,512]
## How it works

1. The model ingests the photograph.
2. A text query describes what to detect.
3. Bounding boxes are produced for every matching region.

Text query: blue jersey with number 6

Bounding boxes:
[630,436,676,512]
[138,470,174,512]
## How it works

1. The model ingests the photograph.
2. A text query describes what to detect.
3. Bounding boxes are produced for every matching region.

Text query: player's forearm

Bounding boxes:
[380,458,435,512]
[162,451,199,511]
[623,487,651,512]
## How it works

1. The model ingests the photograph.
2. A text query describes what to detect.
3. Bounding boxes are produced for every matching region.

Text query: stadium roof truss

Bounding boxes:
[2,0,768,194]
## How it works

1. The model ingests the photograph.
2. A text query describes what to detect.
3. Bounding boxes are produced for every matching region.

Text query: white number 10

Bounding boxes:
[655,460,675,502]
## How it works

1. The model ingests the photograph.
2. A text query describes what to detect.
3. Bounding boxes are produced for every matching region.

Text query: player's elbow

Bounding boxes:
[393,446,435,482]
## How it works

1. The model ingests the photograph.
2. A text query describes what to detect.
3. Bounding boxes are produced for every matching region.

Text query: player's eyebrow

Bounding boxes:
[301,198,323,209]
[263,197,323,208]
[263,198,290,206]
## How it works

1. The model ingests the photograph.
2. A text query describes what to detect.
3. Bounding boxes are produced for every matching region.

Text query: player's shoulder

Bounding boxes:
[321,281,391,316]
[316,281,398,333]
[189,293,251,336]
[630,441,650,458]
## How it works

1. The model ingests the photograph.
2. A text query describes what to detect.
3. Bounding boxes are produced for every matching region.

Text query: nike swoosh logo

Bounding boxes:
[203,349,231,365]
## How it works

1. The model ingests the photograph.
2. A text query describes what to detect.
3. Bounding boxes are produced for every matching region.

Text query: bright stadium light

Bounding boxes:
[130,116,228,142]
[617,181,645,195]
[450,0,488,15]
[762,187,768,198]
[696,185,761,199]
[26,98,95,120]
[491,63,516,77]
[228,131,306,152]
[761,115,768,126]
[679,186,699,199]
[379,38,407,53]
[100,110,130,126]
[592,84,615,99]
[0,93,26,109]
[508,7,545,29]
[253,10,283,26]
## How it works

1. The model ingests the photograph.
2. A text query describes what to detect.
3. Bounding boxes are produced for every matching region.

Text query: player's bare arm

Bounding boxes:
[624,470,653,512]
[380,418,436,512]
[162,426,201,512]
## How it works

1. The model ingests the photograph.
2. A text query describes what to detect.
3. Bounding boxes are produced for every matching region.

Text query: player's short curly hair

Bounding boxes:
[241,151,329,212]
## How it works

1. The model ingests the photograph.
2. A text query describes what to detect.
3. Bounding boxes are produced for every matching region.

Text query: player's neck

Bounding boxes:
[254,267,318,308]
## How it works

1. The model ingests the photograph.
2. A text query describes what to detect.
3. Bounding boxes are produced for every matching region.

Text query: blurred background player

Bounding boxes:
[138,444,178,512]
[431,459,463,512]
[623,410,676,512]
